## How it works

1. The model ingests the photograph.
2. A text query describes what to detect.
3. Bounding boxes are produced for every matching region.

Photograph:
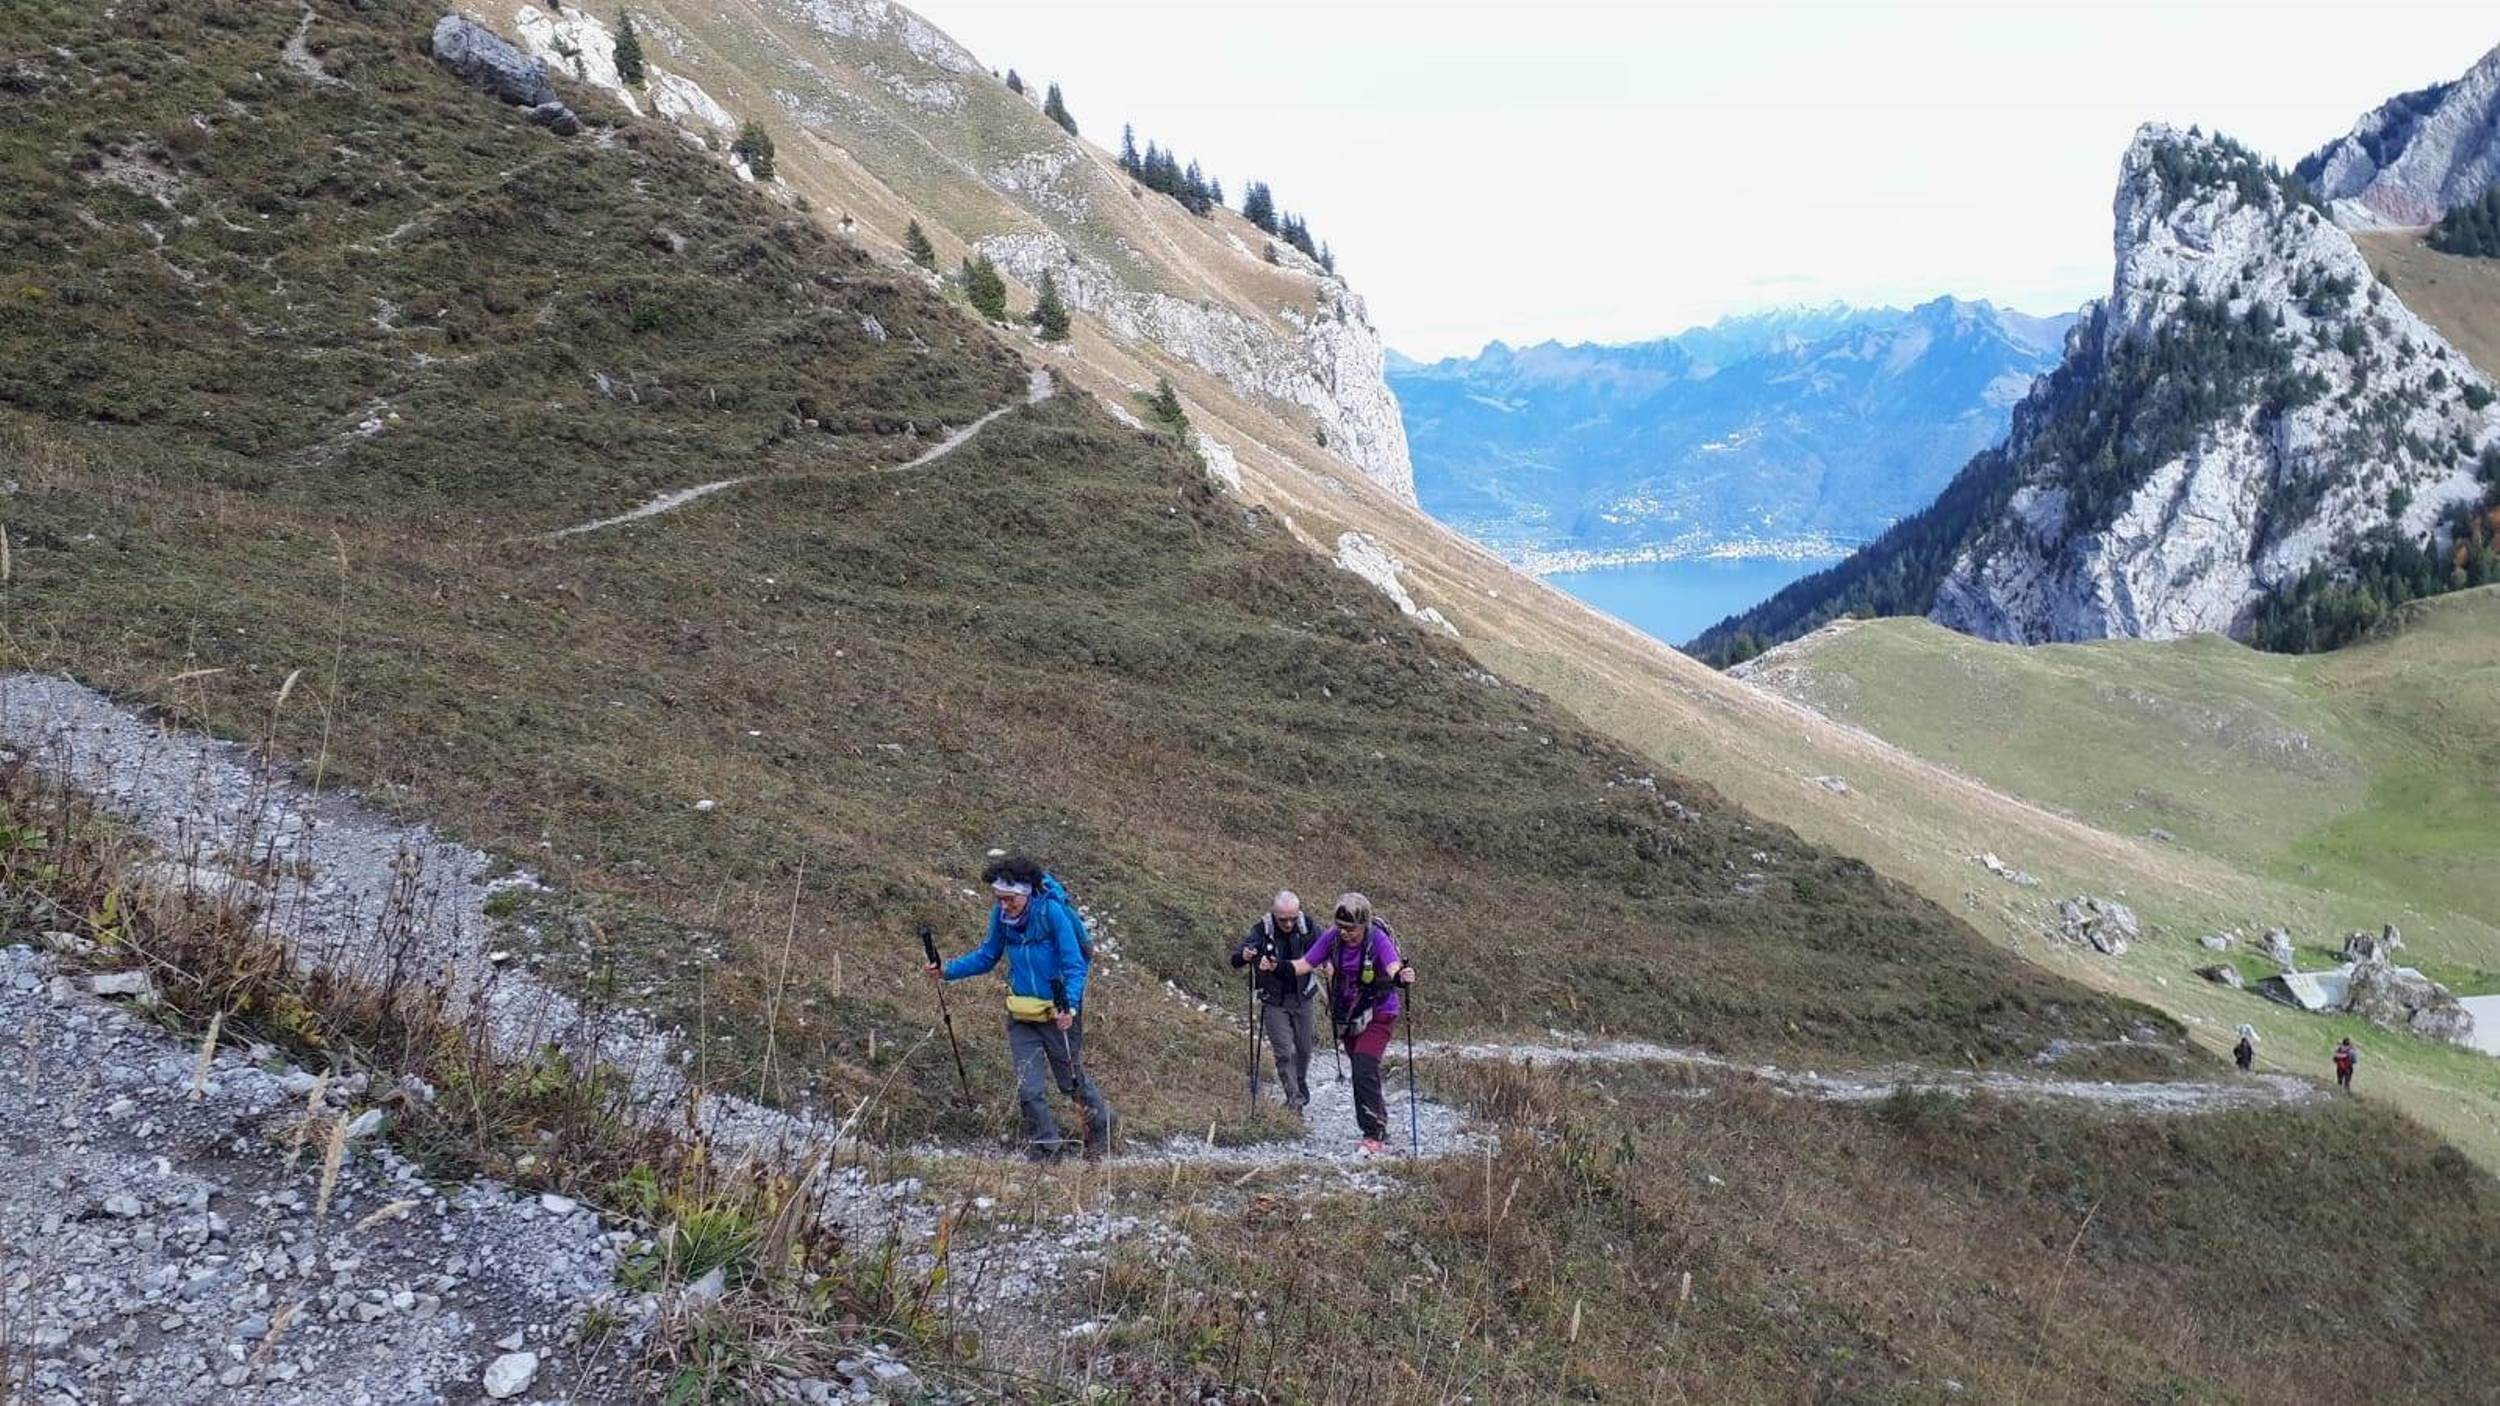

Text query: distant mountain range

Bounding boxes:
[1392,299,2072,572]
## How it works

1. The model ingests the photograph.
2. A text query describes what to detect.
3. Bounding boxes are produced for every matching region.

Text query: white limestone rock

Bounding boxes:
[512,6,737,135]
[1335,533,1456,636]
[513,5,638,114]
[977,230,1415,501]
[1929,124,2498,644]
[651,71,736,133]
[785,0,983,74]
[1197,433,1243,493]
[2299,44,2500,229]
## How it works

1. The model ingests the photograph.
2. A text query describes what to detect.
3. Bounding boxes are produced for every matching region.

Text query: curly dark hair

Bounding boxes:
[981,852,1044,890]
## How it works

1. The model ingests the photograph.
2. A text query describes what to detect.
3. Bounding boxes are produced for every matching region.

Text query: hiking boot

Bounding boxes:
[1359,1137,1386,1156]
[1024,1139,1075,1164]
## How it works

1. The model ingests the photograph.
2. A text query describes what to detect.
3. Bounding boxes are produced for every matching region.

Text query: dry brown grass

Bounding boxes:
[2359,229,2500,381]
[1086,1056,2500,1403]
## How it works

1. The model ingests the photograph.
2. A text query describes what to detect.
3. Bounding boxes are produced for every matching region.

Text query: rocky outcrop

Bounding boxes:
[2055,894,2138,956]
[2298,44,2500,228]
[2342,923,2405,965]
[2344,961,2475,1045]
[978,230,1413,500]
[510,6,735,135]
[1335,532,1455,635]
[2260,926,2298,972]
[1928,125,2498,642]
[431,15,576,133]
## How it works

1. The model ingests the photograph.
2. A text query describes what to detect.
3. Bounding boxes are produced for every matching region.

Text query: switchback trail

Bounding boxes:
[540,368,1054,540]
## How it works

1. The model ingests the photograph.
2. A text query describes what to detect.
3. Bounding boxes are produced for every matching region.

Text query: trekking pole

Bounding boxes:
[1327,976,1346,1085]
[919,924,971,1101]
[1051,976,1095,1149]
[1245,958,1263,1118]
[1403,979,1420,1158]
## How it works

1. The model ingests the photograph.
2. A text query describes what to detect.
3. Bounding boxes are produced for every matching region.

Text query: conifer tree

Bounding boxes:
[1208,174,1224,207]
[1031,269,1071,341]
[1241,181,1277,234]
[1119,124,1140,173]
[903,219,937,271]
[961,254,1007,322]
[1144,376,1188,434]
[1005,68,1024,95]
[612,10,646,88]
[733,121,776,180]
[1042,82,1077,136]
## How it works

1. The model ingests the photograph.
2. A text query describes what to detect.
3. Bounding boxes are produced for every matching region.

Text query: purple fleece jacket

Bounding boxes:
[1302,922,1400,1020]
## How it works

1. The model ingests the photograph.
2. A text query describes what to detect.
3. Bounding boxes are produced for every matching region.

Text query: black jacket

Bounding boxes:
[1230,915,1321,1006]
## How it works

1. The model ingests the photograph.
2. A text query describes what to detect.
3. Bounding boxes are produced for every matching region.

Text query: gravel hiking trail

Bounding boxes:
[541,368,1055,540]
[1418,1035,2323,1116]
[0,673,2321,1389]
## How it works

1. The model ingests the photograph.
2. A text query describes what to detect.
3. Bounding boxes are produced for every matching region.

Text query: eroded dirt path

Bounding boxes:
[541,368,1054,540]
[1418,1036,2322,1115]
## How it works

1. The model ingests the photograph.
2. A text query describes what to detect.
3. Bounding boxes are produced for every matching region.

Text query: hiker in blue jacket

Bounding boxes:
[926,853,1118,1160]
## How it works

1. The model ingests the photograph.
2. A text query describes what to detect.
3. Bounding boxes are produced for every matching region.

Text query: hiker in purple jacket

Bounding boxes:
[1264,891,1415,1154]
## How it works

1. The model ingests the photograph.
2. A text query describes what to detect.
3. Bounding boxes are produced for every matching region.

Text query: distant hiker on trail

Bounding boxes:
[1266,892,1414,1155]
[1232,889,1322,1115]
[926,854,1118,1160]
[2333,1036,2359,1092]
[2233,1031,2256,1073]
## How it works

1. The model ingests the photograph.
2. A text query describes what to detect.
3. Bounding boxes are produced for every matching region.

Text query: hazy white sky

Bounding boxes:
[914,0,2497,359]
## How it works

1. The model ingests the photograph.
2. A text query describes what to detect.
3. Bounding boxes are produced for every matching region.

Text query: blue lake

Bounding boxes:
[1543,556,1843,651]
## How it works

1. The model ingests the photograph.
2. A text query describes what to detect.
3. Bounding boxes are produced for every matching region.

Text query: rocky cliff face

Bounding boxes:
[977,231,1412,498]
[2298,44,2500,229]
[1927,125,2499,642]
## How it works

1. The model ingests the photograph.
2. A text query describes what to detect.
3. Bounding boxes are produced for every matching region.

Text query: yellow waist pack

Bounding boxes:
[1006,994,1057,1023]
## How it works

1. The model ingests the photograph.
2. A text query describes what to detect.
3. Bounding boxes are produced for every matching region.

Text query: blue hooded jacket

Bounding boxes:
[943,887,1090,1010]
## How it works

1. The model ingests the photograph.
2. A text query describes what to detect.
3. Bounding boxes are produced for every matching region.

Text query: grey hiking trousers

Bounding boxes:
[1259,999,1317,1110]
[1006,1014,1113,1156]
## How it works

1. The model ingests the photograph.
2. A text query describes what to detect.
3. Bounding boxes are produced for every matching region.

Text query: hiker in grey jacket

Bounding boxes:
[1231,890,1322,1113]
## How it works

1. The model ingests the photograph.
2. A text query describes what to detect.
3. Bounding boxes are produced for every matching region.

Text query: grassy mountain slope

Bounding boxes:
[1731,596,2500,1123]
[395,0,2500,1171]
[481,0,1412,499]
[1240,447,2500,1159]
[2361,226,2500,378]
[0,0,2154,1147]
[1742,595,2500,973]
[9,6,2500,1398]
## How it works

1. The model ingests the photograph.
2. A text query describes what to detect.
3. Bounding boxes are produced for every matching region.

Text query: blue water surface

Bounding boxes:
[1543,556,1843,651]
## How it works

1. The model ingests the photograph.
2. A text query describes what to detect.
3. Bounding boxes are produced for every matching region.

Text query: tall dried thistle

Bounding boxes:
[313,1109,350,1221]
[187,1010,222,1101]
[285,1070,329,1170]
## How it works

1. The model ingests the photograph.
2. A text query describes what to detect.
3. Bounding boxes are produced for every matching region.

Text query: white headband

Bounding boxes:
[991,879,1035,897]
